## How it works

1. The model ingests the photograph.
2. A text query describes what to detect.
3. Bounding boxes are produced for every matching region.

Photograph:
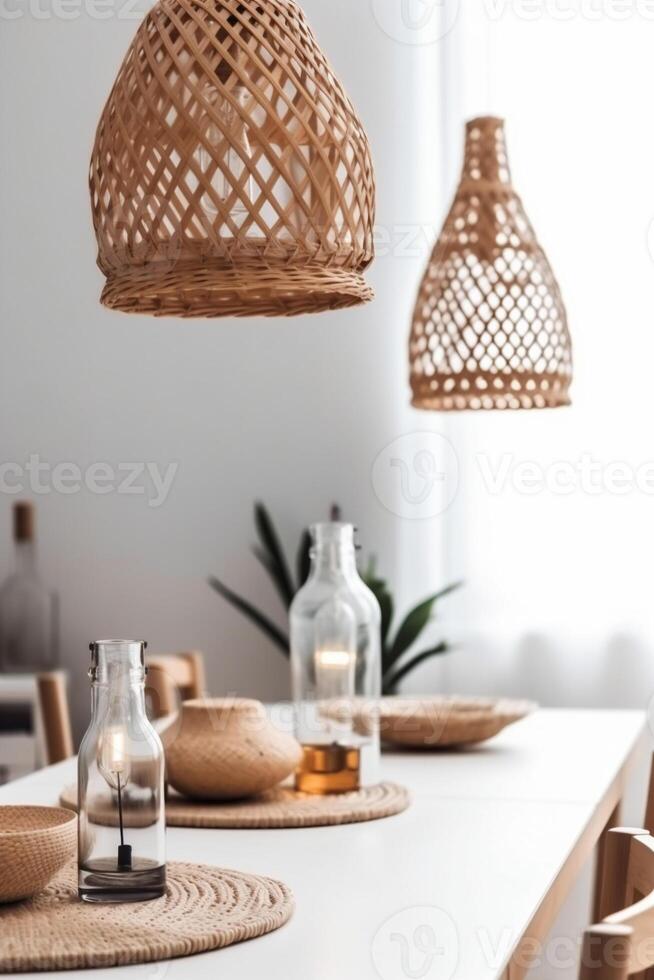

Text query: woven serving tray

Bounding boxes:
[373,696,536,748]
[60,780,410,829]
[0,861,293,973]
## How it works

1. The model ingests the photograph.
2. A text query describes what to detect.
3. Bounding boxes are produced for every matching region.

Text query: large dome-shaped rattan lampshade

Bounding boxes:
[409,116,572,410]
[90,0,375,317]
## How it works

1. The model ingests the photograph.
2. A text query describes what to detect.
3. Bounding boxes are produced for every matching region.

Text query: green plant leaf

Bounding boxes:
[388,581,462,665]
[382,641,449,694]
[208,576,290,655]
[253,502,295,609]
[251,545,295,610]
[296,528,312,590]
[363,574,393,655]
[378,590,393,652]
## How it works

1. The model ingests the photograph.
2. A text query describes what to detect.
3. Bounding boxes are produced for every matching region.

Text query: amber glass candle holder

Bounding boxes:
[290,524,381,794]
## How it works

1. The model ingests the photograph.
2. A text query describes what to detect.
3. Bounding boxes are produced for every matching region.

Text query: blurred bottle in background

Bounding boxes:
[0,502,58,672]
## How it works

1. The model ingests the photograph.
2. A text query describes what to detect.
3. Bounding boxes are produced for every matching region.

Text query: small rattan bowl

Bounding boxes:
[0,805,77,903]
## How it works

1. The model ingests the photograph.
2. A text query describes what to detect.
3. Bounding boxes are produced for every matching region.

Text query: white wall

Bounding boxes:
[0,0,447,735]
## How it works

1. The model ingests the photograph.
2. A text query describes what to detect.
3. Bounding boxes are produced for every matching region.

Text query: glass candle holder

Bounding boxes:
[78,640,165,902]
[290,523,381,793]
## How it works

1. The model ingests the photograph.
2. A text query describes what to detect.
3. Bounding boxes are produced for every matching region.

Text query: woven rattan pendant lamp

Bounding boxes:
[409,116,572,410]
[90,0,375,317]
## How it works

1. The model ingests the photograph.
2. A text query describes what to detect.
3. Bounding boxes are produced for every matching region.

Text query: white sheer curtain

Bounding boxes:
[405,0,654,710]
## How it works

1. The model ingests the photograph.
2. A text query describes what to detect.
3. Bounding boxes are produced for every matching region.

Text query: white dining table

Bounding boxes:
[0,708,647,980]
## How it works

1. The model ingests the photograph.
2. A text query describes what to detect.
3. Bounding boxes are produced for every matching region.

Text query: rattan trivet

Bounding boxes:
[0,861,293,973]
[60,781,410,829]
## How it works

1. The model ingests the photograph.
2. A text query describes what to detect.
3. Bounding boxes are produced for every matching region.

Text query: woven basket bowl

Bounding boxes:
[376,696,536,748]
[0,805,77,903]
[163,698,302,800]
[323,696,535,748]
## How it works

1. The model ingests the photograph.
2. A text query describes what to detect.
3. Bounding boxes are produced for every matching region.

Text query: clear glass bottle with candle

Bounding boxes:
[290,523,381,794]
[78,640,165,902]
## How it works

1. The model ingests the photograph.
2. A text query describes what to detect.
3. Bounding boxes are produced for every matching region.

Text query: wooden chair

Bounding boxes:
[0,672,73,777]
[590,752,654,923]
[145,651,206,720]
[580,826,654,978]
[644,756,654,835]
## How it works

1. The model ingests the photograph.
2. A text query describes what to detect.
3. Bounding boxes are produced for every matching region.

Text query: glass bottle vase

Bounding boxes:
[78,640,165,902]
[0,501,58,673]
[290,523,381,793]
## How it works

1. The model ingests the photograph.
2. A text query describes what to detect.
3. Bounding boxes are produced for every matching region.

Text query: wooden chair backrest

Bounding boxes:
[580,828,654,979]
[36,671,74,765]
[644,755,654,836]
[145,651,206,719]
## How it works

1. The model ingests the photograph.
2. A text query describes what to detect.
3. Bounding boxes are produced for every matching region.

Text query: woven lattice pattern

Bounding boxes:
[90,0,375,317]
[410,117,572,410]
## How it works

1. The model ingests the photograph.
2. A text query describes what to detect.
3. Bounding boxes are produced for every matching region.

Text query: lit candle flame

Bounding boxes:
[314,647,355,702]
[99,727,130,788]
[315,649,353,670]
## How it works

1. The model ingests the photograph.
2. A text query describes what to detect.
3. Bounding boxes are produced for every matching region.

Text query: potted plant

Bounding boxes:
[209,503,461,695]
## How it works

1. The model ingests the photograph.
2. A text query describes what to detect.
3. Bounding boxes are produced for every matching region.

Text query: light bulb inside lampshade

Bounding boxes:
[313,597,357,702]
[198,79,255,225]
[98,726,131,790]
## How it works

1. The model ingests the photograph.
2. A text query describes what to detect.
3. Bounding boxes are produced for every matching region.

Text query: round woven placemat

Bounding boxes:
[0,861,293,973]
[60,781,409,829]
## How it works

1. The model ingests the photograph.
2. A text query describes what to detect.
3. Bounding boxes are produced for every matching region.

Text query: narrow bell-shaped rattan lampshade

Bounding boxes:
[90,0,375,317]
[409,117,572,409]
